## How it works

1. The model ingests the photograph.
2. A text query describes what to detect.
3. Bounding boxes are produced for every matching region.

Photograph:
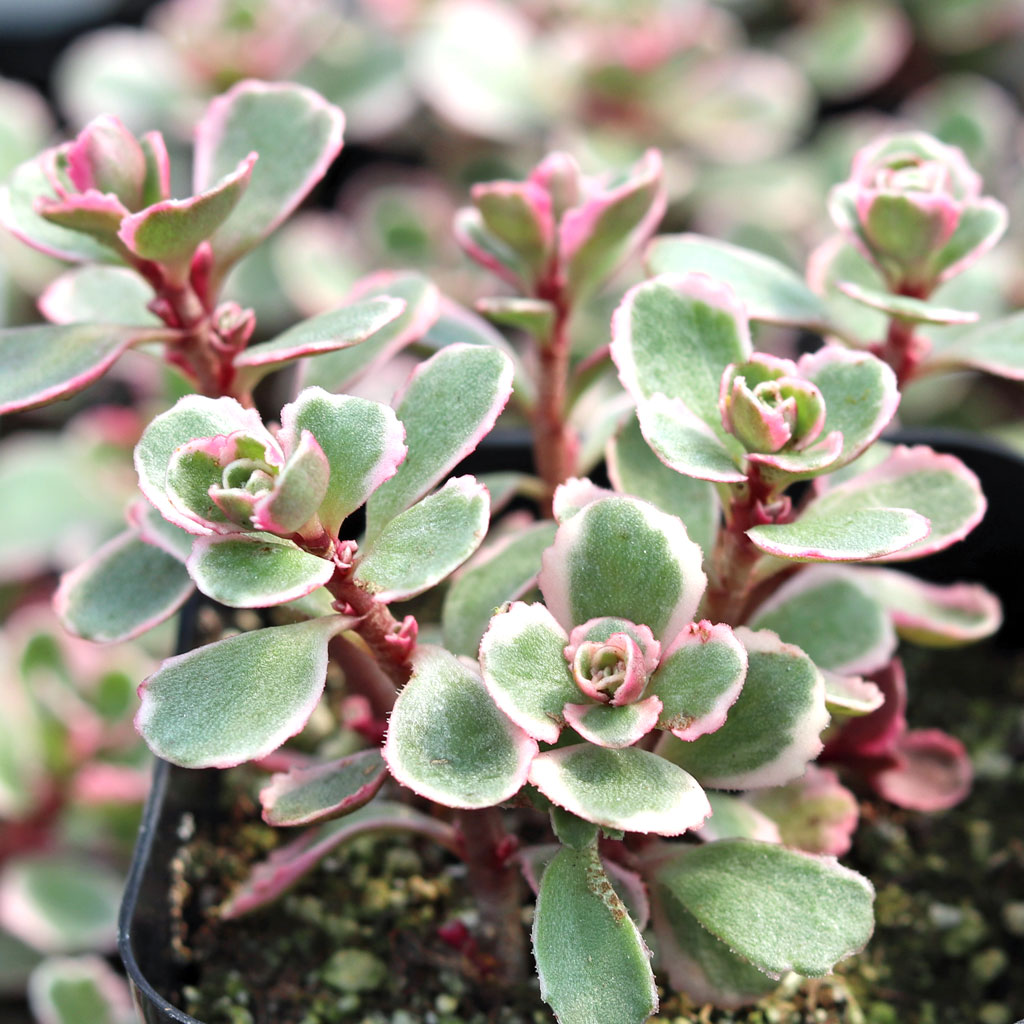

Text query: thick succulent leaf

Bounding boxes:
[747,506,930,563]
[453,206,529,288]
[0,856,121,954]
[382,645,537,809]
[187,533,334,608]
[696,793,781,844]
[808,445,985,561]
[610,273,751,428]
[836,281,978,325]
[279,387,406,538]
[658,628,828,790]
[563,696,663,749]
[473,180,553,278]
[872,729,972,812]
[118,153,256,274]
[529,744,710,835]
[646,234,831,329]
[749,566,895,674]
[135,395,271,532]
[54,529,193,643]
[932,198,1008,283]
[442,521,557,657]
[233,296,406,384]
[260,748,387,827]
[301,272,441,392]
[476,295,555,336]
[478,601,578,744]
[251,431,329,534]
[561,149,665,300]
[364,344,513,542]
[520,844,651,931]
[0,156,120,263]
[822,670,884,717]
[650,621,748,741]
[136,615,352,768]
[637,394,747,483]
[355,476,489,602]
[652,888,777,1009]
[928,309,1024,380]
[549,807,600,850]
[221,801,457,918]
[0,323,159,415]
[540,496,705,643]
[194,80,345,278]
[653,840,874,977]
[850,567,1002,646]
[27,956,135,1024]
[798,345,900,472]
[551,478,615,523]
[607,415,719,559]
[38,266,158,326]
[534,847,657,1024]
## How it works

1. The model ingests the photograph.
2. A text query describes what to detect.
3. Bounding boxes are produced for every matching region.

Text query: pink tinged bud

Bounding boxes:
[65,115,148,212]
[569,633,651,706]
[528,151,583,219]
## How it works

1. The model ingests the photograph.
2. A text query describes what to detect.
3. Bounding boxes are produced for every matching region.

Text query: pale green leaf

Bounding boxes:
[365,344,513,541]
[39,266,158,326]
[654,839,874,977]
[528,744,710,835]
[383,646,537,809]
[27,956,135,1024]
[929,309,1024,380]
[607,415,719,559]
[646,234,830,328]
[187,533,335,608]
[534,847,657,1024]
[442,521,556,657]
[658,628,828,790]
[355,476,489,601]
[55,530,193,643]
[136,616,351,768]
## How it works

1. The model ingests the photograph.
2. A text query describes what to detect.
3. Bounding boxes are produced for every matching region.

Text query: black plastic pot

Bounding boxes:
[117,429,1024,1022]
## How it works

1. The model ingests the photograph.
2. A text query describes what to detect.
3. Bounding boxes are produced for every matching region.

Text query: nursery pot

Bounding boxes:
[117,429,1024,1022]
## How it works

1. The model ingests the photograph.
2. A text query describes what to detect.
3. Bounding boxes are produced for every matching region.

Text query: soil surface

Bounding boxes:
[178,642,1024,1024]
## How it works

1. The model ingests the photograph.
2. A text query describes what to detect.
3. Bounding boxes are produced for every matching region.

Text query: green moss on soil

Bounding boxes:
[179,643,1024,1024]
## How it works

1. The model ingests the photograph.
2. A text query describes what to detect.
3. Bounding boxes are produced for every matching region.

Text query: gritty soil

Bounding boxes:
[175,641,1024,1024]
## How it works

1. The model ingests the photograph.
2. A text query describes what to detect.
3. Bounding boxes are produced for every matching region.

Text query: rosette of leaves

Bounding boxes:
[55,342,513,771]
[0,80,409,412]
[610,272,986,603]
[383,488,874,1022]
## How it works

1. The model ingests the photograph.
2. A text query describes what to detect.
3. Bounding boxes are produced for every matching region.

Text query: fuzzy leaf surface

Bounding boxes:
[27,956,135,1024]
[808,445,985,561]
[658,628,828,790]
[234,296,406,383]
[654,840,874,977]
[194,81,344,277]
[651,622,748,741]
[260,749,387,827]
[39,266,158,326]
[136,616,351,768]
[607,416,718,559]
[187,534,334,608]
[365,344,513,542]
[928,309,1024,380]
[355,476,489,602]
[280,388,406,538]
[479,601,577,744]
[442,521,557,657]
[55,530,193,643]
[0,324,155,415]
[749,567,894,674]
[646,234,830,328]
[534,847,657,1024]
[539,496,706,641]
[528,745,710,835]
[383,646,536,808]
[610,273,751,428]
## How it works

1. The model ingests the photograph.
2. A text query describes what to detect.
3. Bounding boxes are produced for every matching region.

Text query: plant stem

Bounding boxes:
[874,316,927,388]
[532,292,578,516]
[455,806,528,983]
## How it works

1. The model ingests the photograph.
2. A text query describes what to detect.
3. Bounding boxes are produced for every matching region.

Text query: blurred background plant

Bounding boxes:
[2,1,1024,1021]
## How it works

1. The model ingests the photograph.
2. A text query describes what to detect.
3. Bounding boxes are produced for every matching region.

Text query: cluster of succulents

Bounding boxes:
[2,2,1024,1022]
